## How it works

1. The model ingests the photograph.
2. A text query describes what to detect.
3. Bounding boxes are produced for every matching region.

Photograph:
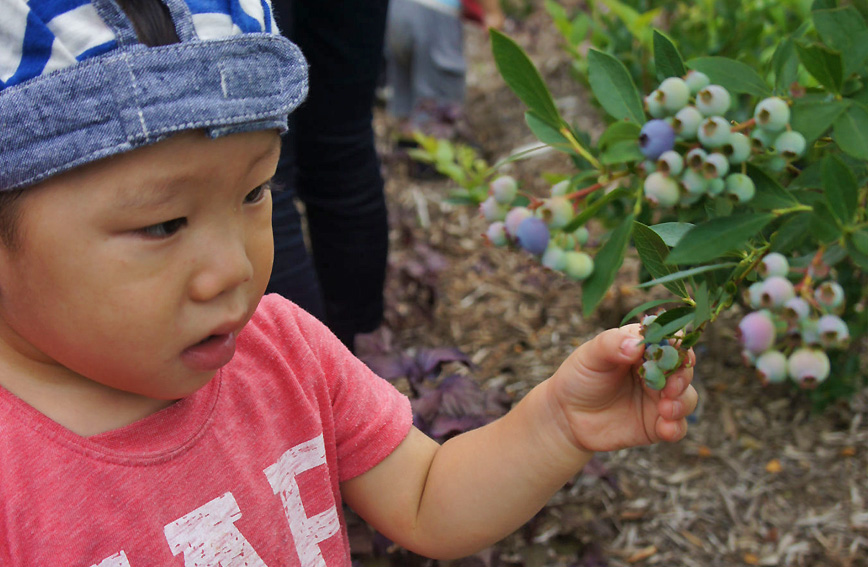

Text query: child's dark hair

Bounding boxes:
[0,0,178,250]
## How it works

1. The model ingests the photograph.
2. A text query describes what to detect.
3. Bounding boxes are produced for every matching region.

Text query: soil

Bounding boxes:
[360,5,868,566]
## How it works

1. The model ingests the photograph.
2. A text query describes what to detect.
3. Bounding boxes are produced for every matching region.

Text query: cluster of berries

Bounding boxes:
[638,314,686,390]
[737,253,850,388]
[480,175,595,281]
[639,72,807,208]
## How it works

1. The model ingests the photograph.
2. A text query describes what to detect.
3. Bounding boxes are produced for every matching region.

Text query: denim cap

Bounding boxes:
[0,0,308,191]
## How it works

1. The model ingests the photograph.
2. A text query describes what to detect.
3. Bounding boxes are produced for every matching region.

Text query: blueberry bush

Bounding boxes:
[412,0,868,404]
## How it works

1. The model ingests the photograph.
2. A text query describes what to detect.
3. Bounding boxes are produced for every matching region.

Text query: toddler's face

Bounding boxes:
[0,129,278,403]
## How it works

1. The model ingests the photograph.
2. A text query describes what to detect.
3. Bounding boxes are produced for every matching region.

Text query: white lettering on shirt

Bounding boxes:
[264,434,340,567]
[91,551,132,567]
[163,491,268,567]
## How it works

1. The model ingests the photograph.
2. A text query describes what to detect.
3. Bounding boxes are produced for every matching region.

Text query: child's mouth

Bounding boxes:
[181,332,237,372]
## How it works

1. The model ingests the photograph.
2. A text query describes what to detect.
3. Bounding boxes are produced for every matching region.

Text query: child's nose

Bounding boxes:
[189,226,255,302]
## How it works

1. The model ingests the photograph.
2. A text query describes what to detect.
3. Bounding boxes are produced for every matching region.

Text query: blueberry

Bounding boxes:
[696,85,731,116]
[490,175,519,204]
[504,206,533,235]
[750,128,776,151]
[536,197,574,229]
[563,251,594,281]
[480,196,507,222]
[759,252,789,279]
[655,344,681,372]
[680,168,708,196]
[817,314,849,348]
[551,180,571,196]
[685,70,710,94]
[486,221,509,247]
[673,105,703,140]
[738,311,777,355]
[657,77,691,114]
[724,173,756,203]
[644,91,667,119]
[754,97,790,132]
[815,281,845,310]
[746,281,764,309]
[639,119,676,160]
[723,132,751,164]
[787,348,830,387]
[644,171,681,207]
[698,116,732,149]
[775,130,806,160]
[755,350,788,385]
[782,297,811,325]
[541,245,567,271]
[702,152,730,179]
[760,276,795,308]
[656,150,684,176]
[685,148,708,171]
[641,360,667,390]
[572,226,590,246]
[515,217,551,255]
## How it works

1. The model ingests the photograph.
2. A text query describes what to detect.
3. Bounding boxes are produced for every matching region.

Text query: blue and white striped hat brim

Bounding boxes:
[0,0,308,191]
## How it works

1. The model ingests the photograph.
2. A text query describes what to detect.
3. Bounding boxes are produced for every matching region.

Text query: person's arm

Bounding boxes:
[480,0,505,29]
[341,325,698,559]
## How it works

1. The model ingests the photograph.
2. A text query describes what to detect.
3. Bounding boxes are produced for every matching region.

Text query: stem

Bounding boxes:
[563,171,630,202]
[559,126,603,170]
[732,118,756,133]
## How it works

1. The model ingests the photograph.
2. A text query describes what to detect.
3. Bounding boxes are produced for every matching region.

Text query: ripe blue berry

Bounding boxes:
[755,350,788,384]
[698,116,732,149]
[754,97,790,132]
[787,348,830,387]
[641,360,667,390]
[759,252,789,279]
[639,119,676,160]
[815,281,845,310]
[738,311,777,355]
[702,152,730,179]
[696,85,731,116]
[657,77,691,114]
[724,173,756,203]
[760,276,795,308]
[490,175,518,204]
[685,70,710,94]
[775,130,806,160]
[723,132,751,164]
[673,105,703,140]
[644,172,681,207]
[505,206,533,235]
[515,217,551,255]
[480,196,507,222]
[817,314,849,348]
[563,251,594,281]
[536,197,574,229]
[656,150,684,176]
[486,221,508,247]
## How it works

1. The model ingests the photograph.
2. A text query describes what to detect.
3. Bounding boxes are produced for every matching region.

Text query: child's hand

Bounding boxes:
[546,324,698,454]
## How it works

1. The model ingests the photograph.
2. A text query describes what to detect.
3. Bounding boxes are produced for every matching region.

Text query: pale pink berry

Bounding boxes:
[760,276,795,308]
[756,350,788,385]
[814,281,845,310]
[738,311,777,355]
[504,206,533,235]
[759,252,789,278]
[817,314,849,348]
[490,175,518,204]
[787,348,830,388]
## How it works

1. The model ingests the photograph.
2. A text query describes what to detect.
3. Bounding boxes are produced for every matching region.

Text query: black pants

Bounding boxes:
[267,1,390,350]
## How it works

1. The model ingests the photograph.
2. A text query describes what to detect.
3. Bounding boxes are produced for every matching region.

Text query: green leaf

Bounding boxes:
[693,281,711,327]
[809,201,843,242]
[834,103,868,160]
[666,213,776,265]
[637,262,738,289]
[812,7,868,77]
[746,164,800,210]
[822,154,859,225]
[490,29,562,128]
[525,111,573,152]
[652,29,685,80]
[582,215,634,317]
[687,57,771,97]
[852,228,868,255]
[770,212,812,253]
[790,98,850,147]
[563,187,630,233]
[795,41,843,94]
[619,298,680,327]
[633,222,689,298]
[601,139,644,164]
[597,120,640,150]
[772,38,800,94]
[643,307,695,343]
[587,49,646,124]
[650,222,694,248]
[845,235,868,270]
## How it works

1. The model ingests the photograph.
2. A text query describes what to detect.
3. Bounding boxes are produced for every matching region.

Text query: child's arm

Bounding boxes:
[480,0,505,29]
[341,325,698,560]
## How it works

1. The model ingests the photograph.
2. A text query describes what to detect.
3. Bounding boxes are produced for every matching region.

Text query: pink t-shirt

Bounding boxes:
[0,294,413,566]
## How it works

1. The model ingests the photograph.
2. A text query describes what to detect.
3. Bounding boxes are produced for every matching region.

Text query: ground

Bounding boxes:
[357,5,868,566]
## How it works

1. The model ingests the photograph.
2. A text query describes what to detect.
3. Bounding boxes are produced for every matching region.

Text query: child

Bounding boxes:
[0,1,698,565]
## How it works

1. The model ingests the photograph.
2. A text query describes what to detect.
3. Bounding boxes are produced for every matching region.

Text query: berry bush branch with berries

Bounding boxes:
[412,1,867,405]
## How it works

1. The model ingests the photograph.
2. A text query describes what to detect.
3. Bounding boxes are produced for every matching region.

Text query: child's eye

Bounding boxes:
[138,217,187,238]
[244,182,271,204]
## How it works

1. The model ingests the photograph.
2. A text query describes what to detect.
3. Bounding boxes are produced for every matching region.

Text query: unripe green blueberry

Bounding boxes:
[775,130,806,160]
[702,152,730,179]
[738,310,777,355]
[679,190,704,207]
[656,150,684,176]
[641,360,667,390]
[698,116,732,149]
[557,234,577,250]
[754,97,790,132]
[655,344,681,372]
[756,350,788,384]
[657,77,691,114]
[673,105,703,140]
[490,175,519,204]
[685,148,708,171]
[480,196,507,222]
[572,226,590,246]
[782,297,811,325]
[536,197,574,229]
[723,132,751,164]
[515,217,551,255]
[551,180,571,196]
[750,128,776,151]
[724,173,755,203]
[486,221,509,247]
[817,314,850,348]
[707,177,725,196]
[746,281,764,309]
[680,168,708,196]
[541,245,567,271]
[644,90,667,119]
[787,348,830,387]
[504,206,533,235]
[641,314,658,327]
[563,251,594,281]
[759,252,790,279]
[767,155,788,173]
[800,318,821,346]
[685,70,710,94]
[644,171,681,207]
[760,276,795,308]
[696,85,731,116]
[815,281,845,310]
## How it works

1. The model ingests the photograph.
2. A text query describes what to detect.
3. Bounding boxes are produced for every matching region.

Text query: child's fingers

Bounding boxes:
[656,416,688,442]
[576,324,645,370]
[657,384,699,422]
